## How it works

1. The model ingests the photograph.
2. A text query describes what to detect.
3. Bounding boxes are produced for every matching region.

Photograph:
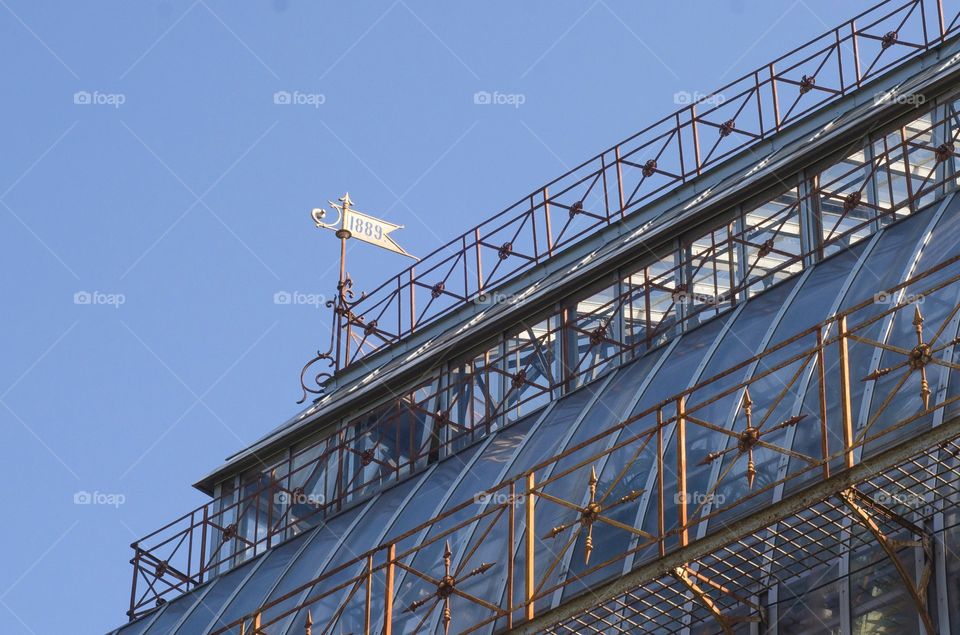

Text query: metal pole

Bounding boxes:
[384,544,395,635]
[526,472,536,621]
[837,316,856,469]
[677,396,689,547]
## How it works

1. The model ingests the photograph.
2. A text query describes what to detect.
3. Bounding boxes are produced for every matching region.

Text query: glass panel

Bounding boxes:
[819,146,876,257]
[686,220,738,324]
[773,563,842,633]
[115,608,164,635]
[565,282,623,387]
[205,530,311,633]
[742,187,803,295]
[170,557,260,634]
[622,253,680,351]
[256,502,373,633]
[286,434,337,536]
[849,541,922,634]
[503,313,559,422]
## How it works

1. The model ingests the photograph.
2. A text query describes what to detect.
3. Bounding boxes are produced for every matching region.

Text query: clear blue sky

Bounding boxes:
[0,1,872,632]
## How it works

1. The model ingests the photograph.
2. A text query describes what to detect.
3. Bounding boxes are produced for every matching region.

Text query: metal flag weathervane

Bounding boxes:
[311,192,418,260]
[298,193,417,403]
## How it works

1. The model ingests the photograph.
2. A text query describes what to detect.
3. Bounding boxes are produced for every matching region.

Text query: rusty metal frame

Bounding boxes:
[128,87,960,619]
[141,252,960,634]
[289,0,960,387]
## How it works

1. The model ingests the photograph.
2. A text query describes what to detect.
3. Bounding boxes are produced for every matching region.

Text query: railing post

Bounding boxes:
[474,227,484,295]
[817,328,831,479]
[129,547,140,620]
[364,554,373,635]
[507,482,516,629]
[851,21,862,87]
[199,506,208,583]
[615,146,626,213]
[384,544,395,635]
[541,187,553,259]
[937,0,946,39]
[837,316,856,469]
[769,63,781,131]
[676,396,689,547]
[266,480,274,551]
[409,268,416,334]
[657,408,666,557]
[690,105,702,175]
[525,472,536,621]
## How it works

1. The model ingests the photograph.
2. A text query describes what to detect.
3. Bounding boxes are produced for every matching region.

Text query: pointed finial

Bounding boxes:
[340,192,353,210]
[305,610,313,635]
[584,529,594,565]
[442,601,452,635]
[913,304,924,327]
[443,540,452,578]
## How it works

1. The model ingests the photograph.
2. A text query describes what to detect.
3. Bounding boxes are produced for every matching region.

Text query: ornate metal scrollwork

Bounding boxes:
[298,348,336,405]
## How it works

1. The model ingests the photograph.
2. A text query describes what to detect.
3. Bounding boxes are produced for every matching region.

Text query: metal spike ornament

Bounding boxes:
[402,539,494,634]
[911,305,933,409]
[299,193,418,403]
[582,466,601,565]
[738,389,759,490]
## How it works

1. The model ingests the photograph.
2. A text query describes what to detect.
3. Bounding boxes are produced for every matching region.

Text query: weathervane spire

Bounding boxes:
[298,193,417,403]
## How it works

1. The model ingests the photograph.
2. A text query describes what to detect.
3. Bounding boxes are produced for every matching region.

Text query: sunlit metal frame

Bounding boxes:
[143,253,960,634]
[127,78,960,619]
[297,0,960,382]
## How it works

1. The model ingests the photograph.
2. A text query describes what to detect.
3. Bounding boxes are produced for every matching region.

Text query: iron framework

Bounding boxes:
[135,252,960,633]
[300,0,960,385]
[128,86,960,620]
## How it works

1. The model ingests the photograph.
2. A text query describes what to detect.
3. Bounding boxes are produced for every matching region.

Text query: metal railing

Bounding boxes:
[128,85,960,619]
[308,0,960,382]
[208,252,960,634]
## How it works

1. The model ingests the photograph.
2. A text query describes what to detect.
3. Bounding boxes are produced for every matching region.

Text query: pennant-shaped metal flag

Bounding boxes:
[343,208,417,260]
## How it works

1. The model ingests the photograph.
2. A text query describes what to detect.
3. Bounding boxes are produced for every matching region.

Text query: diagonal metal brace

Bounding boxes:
[840,488,936,635]
[671,565,764,634]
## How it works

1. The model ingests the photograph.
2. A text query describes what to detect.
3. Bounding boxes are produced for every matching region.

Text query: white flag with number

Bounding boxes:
[343,209,417,260]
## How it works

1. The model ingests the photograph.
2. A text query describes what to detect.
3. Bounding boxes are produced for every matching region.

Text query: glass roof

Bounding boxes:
[114,190,960,634]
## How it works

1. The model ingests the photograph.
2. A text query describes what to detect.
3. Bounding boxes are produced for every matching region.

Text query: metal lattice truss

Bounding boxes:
[534,437,959,635]
[128,3,960,623]
[130,92,960,619]
[314,0,960,373]
[197,253,960,634]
